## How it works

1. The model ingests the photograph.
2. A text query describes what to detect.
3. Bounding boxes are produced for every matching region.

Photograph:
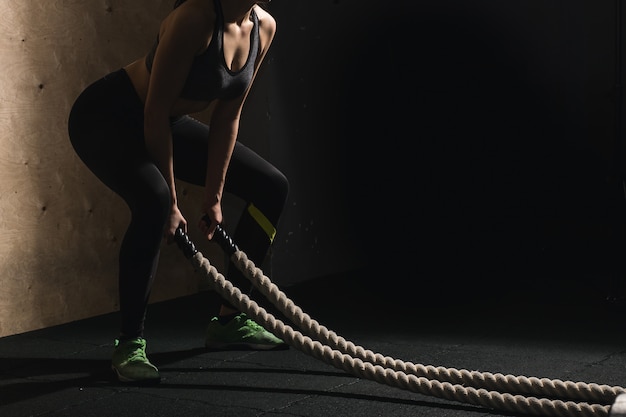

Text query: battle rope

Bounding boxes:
[175,225,626,417]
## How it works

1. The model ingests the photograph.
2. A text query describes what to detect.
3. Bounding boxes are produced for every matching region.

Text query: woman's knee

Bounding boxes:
[124,165,172,226]
[270,168,290,204]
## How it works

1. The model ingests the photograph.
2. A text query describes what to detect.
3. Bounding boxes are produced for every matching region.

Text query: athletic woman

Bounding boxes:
[68,0,288,383]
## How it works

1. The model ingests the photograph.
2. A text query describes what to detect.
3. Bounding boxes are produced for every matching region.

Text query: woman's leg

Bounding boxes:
[116,160,171,339]
[172,116,289,292]
[172,116,289,349]
[221,143,289,304]
[68,69,168,380]
[69,70,171,340]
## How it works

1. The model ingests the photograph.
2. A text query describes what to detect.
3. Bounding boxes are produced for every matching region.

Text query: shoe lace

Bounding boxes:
[117,340,148,362]
[243,318,265,332]
[127,347,148,362]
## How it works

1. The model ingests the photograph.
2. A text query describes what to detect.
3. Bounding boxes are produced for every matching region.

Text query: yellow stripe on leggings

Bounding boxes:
[247,203,276,243]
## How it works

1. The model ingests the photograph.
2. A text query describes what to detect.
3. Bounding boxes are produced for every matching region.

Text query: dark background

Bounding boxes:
[238,0,626,306]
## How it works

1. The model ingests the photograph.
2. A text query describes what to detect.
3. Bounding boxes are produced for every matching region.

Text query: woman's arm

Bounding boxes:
[199,7,277,240]
[143,5,212,239]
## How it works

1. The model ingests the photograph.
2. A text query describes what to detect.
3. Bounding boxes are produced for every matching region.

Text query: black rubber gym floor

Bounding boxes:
[2,267,626,417]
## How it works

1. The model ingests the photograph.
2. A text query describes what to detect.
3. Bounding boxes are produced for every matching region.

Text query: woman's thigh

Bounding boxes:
[171,116,287,206]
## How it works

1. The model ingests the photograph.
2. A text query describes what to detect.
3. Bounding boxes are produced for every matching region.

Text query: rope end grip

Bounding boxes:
[174,227,198,259]
[174,216,239,258]
[201,215,238,256]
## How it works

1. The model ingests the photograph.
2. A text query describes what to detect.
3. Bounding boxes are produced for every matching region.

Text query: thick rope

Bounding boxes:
[229,250,625,405]
[182,247,624,417]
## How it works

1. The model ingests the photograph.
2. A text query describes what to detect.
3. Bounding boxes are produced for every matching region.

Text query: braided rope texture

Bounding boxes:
[186,249,624,417]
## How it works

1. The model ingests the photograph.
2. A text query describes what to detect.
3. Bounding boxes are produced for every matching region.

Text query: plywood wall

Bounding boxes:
[0,0,224,337]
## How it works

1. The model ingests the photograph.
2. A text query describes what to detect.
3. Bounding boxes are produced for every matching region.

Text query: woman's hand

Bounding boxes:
[164,204,187,244]
[198,199,223,241]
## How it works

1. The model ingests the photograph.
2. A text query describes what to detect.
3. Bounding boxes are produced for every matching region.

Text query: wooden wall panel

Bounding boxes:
[0,0,223,337]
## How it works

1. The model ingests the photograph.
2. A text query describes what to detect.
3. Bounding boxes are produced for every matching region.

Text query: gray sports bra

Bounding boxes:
[145,0,259,101]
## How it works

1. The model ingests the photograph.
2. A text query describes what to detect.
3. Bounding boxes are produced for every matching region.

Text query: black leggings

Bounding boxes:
[68,69,289,338]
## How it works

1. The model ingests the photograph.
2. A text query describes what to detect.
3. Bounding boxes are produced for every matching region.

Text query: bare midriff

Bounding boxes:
[123,58,213,117]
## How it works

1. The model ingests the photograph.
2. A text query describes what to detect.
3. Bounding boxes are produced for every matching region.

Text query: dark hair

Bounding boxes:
[173,0,187,8]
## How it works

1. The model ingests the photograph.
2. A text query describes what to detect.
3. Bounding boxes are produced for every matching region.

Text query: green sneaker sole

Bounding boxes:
[111,365,161,384]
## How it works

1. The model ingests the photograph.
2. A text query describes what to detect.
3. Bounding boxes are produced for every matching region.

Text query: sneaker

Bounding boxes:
[205,313,288,350]
[111,337,160,383]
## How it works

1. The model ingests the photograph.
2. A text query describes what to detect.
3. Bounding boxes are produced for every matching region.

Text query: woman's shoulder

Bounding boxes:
[254,5,276,38]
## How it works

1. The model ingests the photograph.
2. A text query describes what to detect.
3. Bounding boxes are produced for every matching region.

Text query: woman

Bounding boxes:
[68,0,289,384]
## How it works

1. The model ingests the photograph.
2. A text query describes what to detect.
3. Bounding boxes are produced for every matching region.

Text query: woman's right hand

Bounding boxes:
[165,204,187,244]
